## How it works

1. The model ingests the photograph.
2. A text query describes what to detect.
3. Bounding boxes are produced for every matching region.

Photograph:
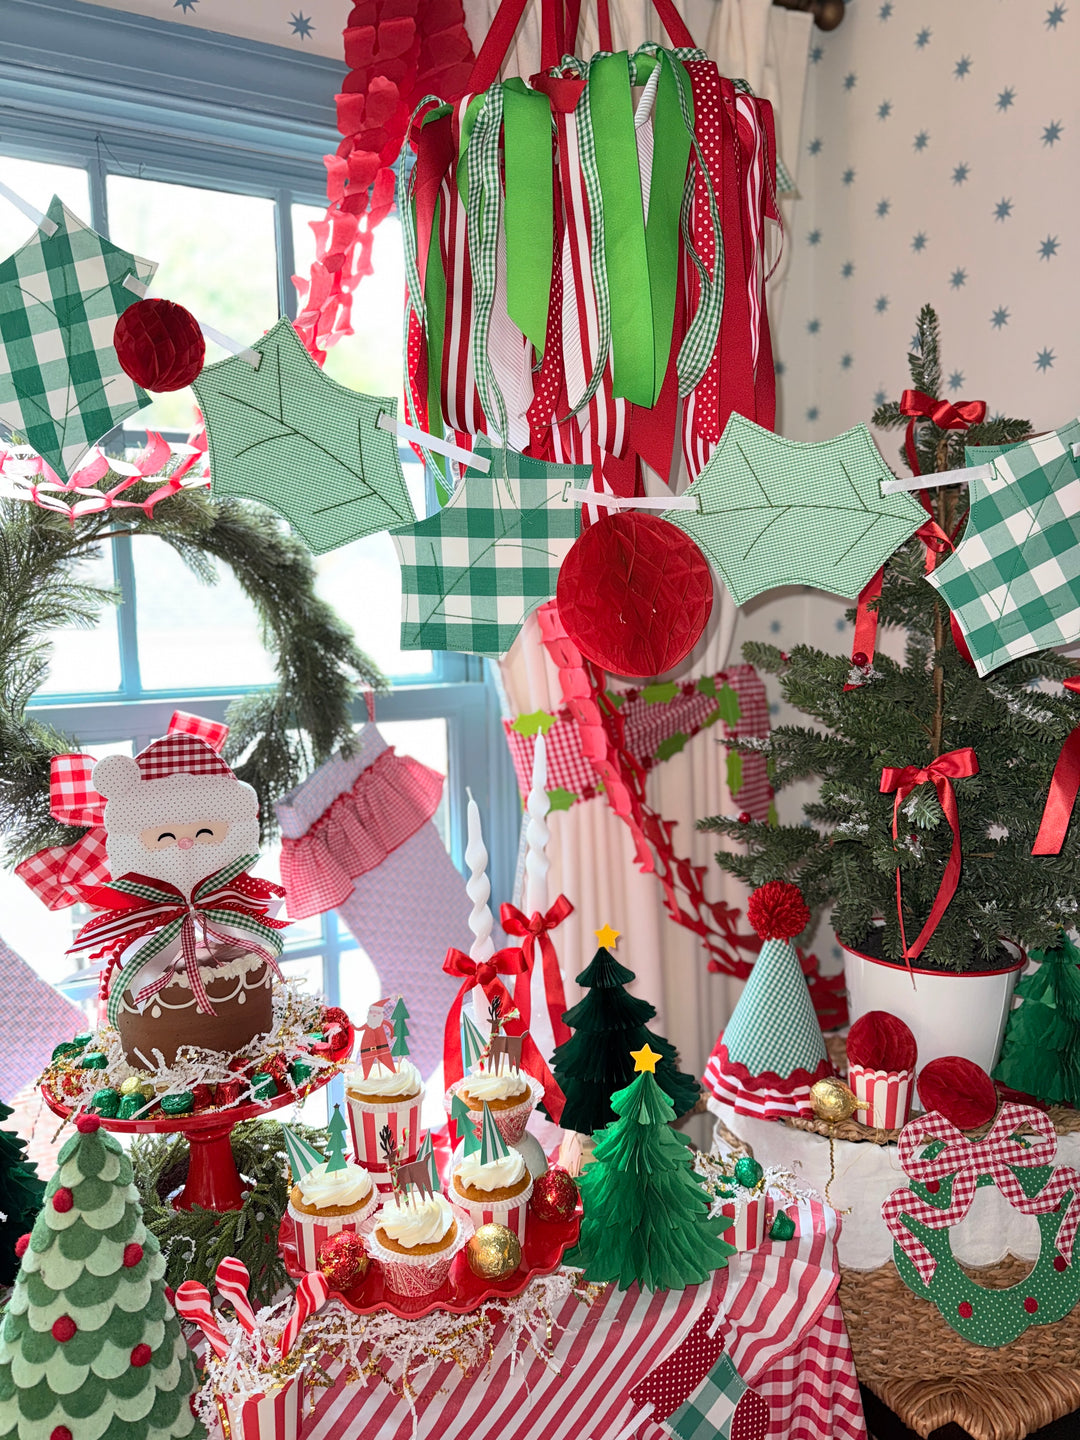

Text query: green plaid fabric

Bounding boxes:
[0,197,156,482]
[928,421,1080,676]
[668,1351,748,1440]
[390,438,586,657]
[722,938,828,1076]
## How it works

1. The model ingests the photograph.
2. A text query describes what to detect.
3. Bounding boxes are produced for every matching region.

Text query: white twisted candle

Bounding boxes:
[524,732,550,917]
[465,789,495,964]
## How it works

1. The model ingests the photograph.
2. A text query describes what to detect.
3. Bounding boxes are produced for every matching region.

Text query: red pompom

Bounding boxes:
[164,1286,176,1308]
[556,513,714,678]
[746,881,810,941]
[52,1316,77,1342]
[130,1343,153,1368]
[847,1011,918,1073]
[917,1056,998,1129]
[14,1233,30,1258]
[530,1167,579,1222]
[317,1230,369,1291]
[52,1187,74,1213]
[51,1428,73,1440]
[113,299,205,391]
[123,1243,144,1268]
[76,1113,101,1134]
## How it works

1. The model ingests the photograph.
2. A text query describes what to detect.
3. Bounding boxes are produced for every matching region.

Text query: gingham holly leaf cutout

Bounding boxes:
[390,436,587,657]
[0,197,157,482]
[196,317,416,554]
[663,413,924,604]
[927,422,1080,675]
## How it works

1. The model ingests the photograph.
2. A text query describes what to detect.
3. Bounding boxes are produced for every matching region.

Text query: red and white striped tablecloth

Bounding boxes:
[289,1201,865,1440]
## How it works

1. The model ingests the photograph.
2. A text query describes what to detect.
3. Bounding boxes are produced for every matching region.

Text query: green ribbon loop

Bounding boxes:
[503,78,554,357]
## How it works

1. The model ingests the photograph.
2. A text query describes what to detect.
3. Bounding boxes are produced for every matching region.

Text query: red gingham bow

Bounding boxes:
[882,1103,1080,1285]
[499,895,574,1047]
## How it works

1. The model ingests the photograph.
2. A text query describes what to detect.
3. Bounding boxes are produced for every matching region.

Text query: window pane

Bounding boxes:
[108,178,279,435]
[0,155,90,271]
[36,544,122,695]
[131,537,276,690]
[292,205,404,397]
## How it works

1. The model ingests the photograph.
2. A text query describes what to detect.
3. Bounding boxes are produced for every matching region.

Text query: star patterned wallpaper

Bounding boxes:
[86,0,346,56]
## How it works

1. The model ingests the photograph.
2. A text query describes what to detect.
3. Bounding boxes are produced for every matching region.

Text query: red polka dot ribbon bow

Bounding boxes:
[882,1103,1080,1286]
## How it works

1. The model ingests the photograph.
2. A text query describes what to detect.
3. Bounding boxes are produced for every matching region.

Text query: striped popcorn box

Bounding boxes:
[220,1369,305,1440]
[848,1062,914,1130]
[719,1196,767,1252]
[346,1090,424,1188]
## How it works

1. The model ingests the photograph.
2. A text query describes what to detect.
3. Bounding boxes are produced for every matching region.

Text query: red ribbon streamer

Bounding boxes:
[499,896,574,1046]
[879,747,979,969]
[899,389,987,478]
[1032,677,1080,854]
[442,946,565,1122]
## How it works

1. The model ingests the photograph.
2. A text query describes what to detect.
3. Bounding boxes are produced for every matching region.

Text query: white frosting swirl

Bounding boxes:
[462,1068,529,1103]
[295,1160,372,1211]
[346,1058,422,1099]
[455,1149,527,1194]
[377,1192,454,1247]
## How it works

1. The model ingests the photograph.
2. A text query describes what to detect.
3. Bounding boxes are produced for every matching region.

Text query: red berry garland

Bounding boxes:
[746,881,810,941]
[113,299,205,391]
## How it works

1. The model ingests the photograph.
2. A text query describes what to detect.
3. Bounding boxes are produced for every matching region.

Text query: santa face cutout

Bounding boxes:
[139,820,231,852]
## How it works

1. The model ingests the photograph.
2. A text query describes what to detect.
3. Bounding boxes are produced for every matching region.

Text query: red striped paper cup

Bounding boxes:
[286,1185,379,1271]
[719,1196,767,1252]
[221,1369,305,1440]
[848,1062,914,1129]
[450,1174,532,1244]
[346,1089,423,1190]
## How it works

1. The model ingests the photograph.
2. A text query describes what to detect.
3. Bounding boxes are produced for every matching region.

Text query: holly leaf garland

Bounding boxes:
[196,317,416,555]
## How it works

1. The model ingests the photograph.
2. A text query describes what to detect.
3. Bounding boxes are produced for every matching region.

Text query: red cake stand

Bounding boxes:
[42,1026,353,1212]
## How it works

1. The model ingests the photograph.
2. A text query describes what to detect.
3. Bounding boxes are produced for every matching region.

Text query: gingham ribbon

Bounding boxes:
[465,84,508,443]
[882,1103,1080,1286]
[69,855,287,1024]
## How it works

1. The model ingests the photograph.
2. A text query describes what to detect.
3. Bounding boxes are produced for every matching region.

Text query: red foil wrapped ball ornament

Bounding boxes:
[113,299,206,392]
[317,1230,369,1291]
[746,881,810,941]
[530,1166,579,1222]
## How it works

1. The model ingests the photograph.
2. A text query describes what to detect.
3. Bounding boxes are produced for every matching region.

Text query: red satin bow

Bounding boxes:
[1032,677,1080,855]
[879,747,979,970]
[442,947,565,1122]
[500,896,574,1047]
[900,389,987,477]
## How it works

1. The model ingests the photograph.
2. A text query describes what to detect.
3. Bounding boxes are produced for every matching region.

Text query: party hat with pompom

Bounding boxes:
[703,881,832,1119]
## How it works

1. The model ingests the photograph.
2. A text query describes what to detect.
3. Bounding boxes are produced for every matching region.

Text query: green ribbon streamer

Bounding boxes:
[645,58,693,406]
[503,79,554,358]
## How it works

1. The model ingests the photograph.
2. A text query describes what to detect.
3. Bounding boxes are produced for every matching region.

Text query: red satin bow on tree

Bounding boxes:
[1033,677,1080,855]
[499,896,574,1047]
[899,389,987,477]
[880,747,979,971]
[442,947,565,1122]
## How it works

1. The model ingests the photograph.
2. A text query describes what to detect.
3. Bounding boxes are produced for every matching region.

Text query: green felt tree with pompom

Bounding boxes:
[0,1102,43,1285]
[564,1052,734,1292]
[993,934,1080,1106]
[0,1113,204,1440]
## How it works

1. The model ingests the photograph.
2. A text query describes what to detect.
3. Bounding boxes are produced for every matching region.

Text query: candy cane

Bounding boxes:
[279,1272,329,1359]
[214,1258,257,1336]
[175,1281,230,1360]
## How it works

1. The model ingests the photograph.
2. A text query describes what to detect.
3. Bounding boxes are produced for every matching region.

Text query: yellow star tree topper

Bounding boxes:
[630,1043,662,1074]
[594,924,621,949]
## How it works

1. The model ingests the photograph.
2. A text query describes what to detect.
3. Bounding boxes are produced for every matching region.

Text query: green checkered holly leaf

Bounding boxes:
[197,317,415,555]
[390,437,587,657]
[0,197,157,481]
[664,413,924,604]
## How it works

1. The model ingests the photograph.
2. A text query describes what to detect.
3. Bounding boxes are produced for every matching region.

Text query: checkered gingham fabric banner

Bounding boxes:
[390,440,588,657]
[0,197,157,482]
[928,421,1080,675]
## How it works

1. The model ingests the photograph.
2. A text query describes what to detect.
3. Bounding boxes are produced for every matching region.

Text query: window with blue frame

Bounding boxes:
[0,4,520,1121]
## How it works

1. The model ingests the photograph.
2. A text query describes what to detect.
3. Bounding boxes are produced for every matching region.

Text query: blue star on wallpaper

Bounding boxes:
[949,268,967,289]
[843,72,858,91]
[876,197,891,217]
[1035,348,1056,371]
[807,229,822,246]
[947,370,965,389]
[873,388,888,407]
[173,0,198,9]
[807,317,821,334]
[952,162,971,184]
[996,87,1016,111]
[911,231,928,251]
[808,136,824,155]
[954,55,973,78]
[840,353,853,369]
[877,100,893,120]
[874,295,889,313]
[1046,5,1067,28]
[913,130,930,151]
[1042,120,1065,146]
[1039,234,1061,259]
[289,10,314,38]
[878,2,893,19]
[842,167,856,185]
[994,198,1014,221]
[915,27,932,47]
[991,307,1010,329]
[841,259,855,277]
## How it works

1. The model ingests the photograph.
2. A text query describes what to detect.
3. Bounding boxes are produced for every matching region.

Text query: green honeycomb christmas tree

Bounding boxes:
[0,1112,204,1440]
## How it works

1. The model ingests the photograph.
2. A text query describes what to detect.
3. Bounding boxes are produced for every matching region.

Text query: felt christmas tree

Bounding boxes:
[390,998,411,1059]
[703,881,831,1120]
[0,1112,204,1440]
[325,1104,349,1172]
[0,1102,43,1286]
[564,1045,735,1292]
[550,931,700,1134]
[993,934,1080,1106]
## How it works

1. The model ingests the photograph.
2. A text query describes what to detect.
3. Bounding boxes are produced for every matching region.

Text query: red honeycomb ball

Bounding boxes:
[113,299,205,391]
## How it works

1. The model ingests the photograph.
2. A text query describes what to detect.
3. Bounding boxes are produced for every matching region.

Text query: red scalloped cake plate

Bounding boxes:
[279,1208,581,1318]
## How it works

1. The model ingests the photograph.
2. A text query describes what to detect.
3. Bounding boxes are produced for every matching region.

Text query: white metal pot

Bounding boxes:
[841,934,1024,1073]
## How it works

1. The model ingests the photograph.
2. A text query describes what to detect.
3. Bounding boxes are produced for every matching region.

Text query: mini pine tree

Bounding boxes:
[0,1113,204,1440]
[0,1101,43,1285]
[993,934,1080,1105]
[325,1104,349,1172]
[551,945,700,1133]
[564,1048,735,1291]
[701,305,1080,971]
[390,998,411,1059]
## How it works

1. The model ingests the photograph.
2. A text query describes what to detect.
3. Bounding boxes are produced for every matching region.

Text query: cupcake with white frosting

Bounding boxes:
[450,1063,545,1144]
[365,1191,471,1297]
[346,1057,424,1188]
[451,1145,533,1244]
[286,1157,378,1271]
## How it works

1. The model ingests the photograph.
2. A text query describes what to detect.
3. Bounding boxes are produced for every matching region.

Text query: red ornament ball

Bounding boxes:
[737,812,752,825]
[746,881,810,942]
[917,1055,998,1130]
[14,1233,30,1259]
[51,1429,73,1440]
[123,1243,144,1269]
[556,512,714,678]
[113,299,205,391]
[52,1316,77,1342]
[317,1230,369,1291]
[530,1167,579,1222]
[320,1006,352,1044]
[52,1187,74,1213]
[851,651,868,668]
[130,1343,153,1368]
